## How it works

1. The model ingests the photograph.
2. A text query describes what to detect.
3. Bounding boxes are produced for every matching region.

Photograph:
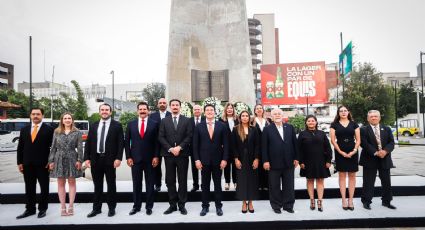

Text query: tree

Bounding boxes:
[288,114,305,133]
[88,113,101,124]
[71,80,88,120]
[119,111,138,132]
[142,83,165,110]
[0,88,35,118]
[397,83,425,118]
[341,62,395,125]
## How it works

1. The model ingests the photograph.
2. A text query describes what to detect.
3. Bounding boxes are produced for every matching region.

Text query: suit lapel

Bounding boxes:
[272,123,284,143]
[367,125,379,147]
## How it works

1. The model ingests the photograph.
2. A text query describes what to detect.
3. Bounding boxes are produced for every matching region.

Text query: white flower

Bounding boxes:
[234,102,251,116]
[180,101,193,117]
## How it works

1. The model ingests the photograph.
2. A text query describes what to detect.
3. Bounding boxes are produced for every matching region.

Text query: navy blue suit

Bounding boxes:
[193,120,229,208]
[189,116,205,189]
[125,118,160,210]
[149,110,171,188]
[262,123,299,210]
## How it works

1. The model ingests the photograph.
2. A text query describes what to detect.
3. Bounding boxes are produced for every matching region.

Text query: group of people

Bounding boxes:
[15,99,396,219]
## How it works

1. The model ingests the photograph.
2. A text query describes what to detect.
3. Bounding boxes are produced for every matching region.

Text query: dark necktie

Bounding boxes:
[173,116,178,130]
[195,118,199,126]
[99,121,106,153]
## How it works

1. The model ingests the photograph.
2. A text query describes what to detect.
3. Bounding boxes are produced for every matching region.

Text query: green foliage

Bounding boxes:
[287,114,305,133]
[0,88,34,118]
[88,113,101,124]
[71,80,88,120]
[397,83,424,117]
[142,83,165,110]
[119,111,138,132]
[341,62,395,125]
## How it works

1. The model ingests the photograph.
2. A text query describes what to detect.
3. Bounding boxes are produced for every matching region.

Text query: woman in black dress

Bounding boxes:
[252,104,270,190]
[220,102,239,190]
[232,110,260,213]
[330,105,361,210]
[298,115,332,212]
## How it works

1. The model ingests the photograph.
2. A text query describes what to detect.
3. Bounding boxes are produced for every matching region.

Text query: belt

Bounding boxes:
[339,138,354,143]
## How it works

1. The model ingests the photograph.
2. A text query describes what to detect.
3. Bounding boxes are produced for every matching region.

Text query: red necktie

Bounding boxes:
[140,119,145,139]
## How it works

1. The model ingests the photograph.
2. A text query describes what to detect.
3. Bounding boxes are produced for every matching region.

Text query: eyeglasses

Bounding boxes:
[339,110,348,113]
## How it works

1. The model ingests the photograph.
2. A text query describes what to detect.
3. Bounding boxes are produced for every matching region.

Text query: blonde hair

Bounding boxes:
[221,102,236,121]
[236,111,252,142]
[55,112,78,134]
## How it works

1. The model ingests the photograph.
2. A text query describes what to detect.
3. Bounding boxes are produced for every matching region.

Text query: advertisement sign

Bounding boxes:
[261,61,327,105]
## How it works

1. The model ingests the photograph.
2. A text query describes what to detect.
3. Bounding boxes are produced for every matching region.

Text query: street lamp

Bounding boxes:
[391,80,399,141]
[305,92,310,115]
[110,70,114,119]
[420,51,424,137]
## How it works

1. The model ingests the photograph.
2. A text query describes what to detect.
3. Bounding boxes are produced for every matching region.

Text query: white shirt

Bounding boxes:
[172,114,180,125]
[228,117,235,131]
[138,117,148,134]
[194,116,201,125]
[276,124,284,140]
[206,119,215,132]
[255,117,266,131]
[371,124,380,134]
[160,111,168,120]
[97,118,111,153]
[31,121,43,134]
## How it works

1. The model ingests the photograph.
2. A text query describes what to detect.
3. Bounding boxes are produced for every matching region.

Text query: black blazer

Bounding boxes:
[262,123,299,169]
[359,124,394,169]
[125,118,160,164]
[158,114,193,157]
[231,126,260,162]
[192,120,229,166]
[17,123,54,166]
[149,111,171,123]
[189,116,206,156]
[84,119,124,166]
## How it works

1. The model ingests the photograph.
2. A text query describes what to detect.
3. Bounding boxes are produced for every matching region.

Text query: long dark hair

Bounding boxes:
[236,110,252,142]
[332,105,353,124]
[304,115,318,130]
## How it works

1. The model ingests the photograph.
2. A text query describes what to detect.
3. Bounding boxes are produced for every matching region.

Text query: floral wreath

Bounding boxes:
[234,101,252,116]
[180,101,193,117]
[201,97,224,120]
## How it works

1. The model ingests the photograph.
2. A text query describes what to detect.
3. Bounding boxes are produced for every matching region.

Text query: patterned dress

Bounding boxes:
[48,130,83,178]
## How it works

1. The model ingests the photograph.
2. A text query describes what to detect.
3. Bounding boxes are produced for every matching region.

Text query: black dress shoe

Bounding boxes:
[16,210,36,219]
[154,186,161,192]
[179,207,188,215]
[129,208,140,215]
[216,207,223,216]
[363,203,371,210]
[382,203,397,209]
[108,209,116,217]
[273,209,282,214]
[37,210,47,218]
[163,206,177,215]
[87,210,102,218]
[146,209,153,215]
[283,208,294,213]
[190,186,199,192]
[200,207,209,216]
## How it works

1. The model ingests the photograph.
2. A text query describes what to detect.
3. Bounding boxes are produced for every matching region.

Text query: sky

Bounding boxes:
[1,0,424,89]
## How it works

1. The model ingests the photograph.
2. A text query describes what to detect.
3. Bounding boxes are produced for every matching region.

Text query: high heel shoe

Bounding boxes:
[224,183,230,191]
[342,200,348,210]
[242,202,247,214]
[248,201,254,213]
[310,199,316,210]
[61,208,68,216]
[317,200,323,212]
[348,199,354,211]
[68,206,74,216]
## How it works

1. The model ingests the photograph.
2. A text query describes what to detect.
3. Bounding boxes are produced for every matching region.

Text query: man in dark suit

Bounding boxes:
[360,110,396,210]
[149,98,171,192]
[16,108,54,219]
[262,108,299,214]
[158,99,192,215]
[190,104,205,192]
[125,101,160,216]
[193,104,228,216]
[84,103,124,217]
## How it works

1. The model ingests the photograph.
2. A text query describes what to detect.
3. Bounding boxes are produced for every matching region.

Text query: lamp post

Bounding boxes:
[110,70,114,119]
[420,51,424,137]
[305,92,310,115]
[392,80,399,140]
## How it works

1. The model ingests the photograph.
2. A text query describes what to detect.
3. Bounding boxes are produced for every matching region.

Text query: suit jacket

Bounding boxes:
[149,111,171,123]
[189,116,206,157]
[158,114,193,157]
[84,119,124,166]
[231,126,260,162]
[359,124,394,169]
[192,120,229,165]
[17,123,54,166]
[262,123,299,169]
[125,118,160,164]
